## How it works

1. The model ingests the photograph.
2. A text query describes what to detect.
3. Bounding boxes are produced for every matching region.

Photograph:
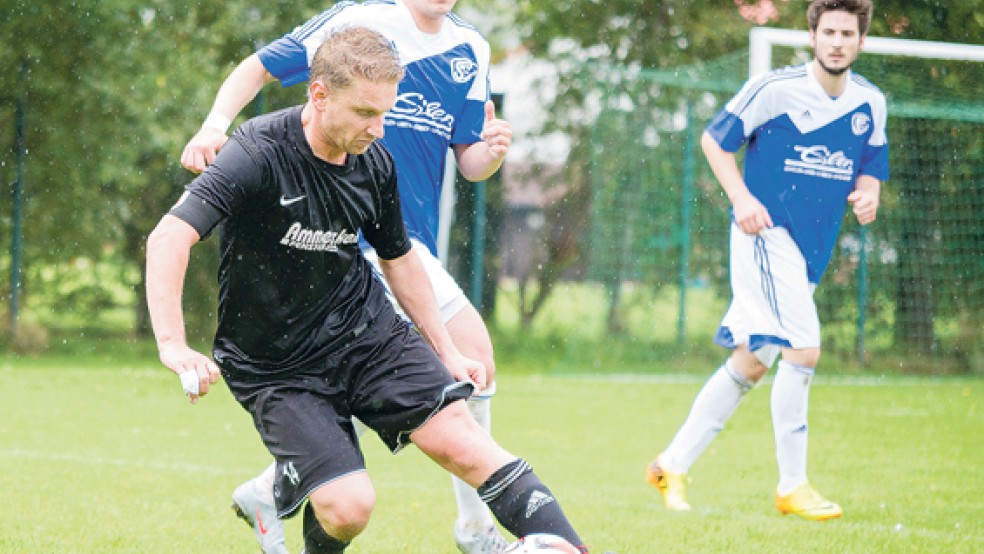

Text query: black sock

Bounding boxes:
[302,502,351,554]
[478,459,586,552]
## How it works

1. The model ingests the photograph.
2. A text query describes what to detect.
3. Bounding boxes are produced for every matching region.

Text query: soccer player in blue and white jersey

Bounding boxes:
[180,2,511,553]
[646,0,887,521]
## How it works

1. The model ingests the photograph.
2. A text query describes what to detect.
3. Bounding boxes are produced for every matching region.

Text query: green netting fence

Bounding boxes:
[583,48,984,372]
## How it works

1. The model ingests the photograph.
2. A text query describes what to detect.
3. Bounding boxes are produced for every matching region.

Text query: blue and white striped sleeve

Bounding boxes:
[256,2,361,88]
[706,70,785,153]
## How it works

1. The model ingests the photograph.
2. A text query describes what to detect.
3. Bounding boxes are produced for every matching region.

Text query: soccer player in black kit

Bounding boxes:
[145,27,586,554]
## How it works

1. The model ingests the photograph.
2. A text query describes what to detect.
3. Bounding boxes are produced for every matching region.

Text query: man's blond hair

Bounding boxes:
[310,26,405,91]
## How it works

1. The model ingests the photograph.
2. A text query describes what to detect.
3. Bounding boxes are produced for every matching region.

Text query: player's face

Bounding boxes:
[404,0,457,23]
[810,10,864,76]
[315,77,398,158]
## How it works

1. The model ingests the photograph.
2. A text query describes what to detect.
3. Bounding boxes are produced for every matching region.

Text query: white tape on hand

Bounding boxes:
[179,371,200,396]
[202,112,232,134]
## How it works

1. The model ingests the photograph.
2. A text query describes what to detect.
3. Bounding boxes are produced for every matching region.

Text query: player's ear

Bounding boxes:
[309,80,329,108]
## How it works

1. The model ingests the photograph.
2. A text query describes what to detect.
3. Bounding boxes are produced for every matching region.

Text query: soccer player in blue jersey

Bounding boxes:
[646,0,887,521]
[154,27,586,554]
[180,2,511,552]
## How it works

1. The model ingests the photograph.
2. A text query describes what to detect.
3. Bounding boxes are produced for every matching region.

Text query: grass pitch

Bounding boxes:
[0,355,980,553]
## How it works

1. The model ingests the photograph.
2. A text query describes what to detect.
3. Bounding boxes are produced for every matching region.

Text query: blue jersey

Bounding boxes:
[257,0,491,256]
[706,63,889,283]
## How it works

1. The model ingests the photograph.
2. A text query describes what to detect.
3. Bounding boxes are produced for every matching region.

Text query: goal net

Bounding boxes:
[579,29,984,370]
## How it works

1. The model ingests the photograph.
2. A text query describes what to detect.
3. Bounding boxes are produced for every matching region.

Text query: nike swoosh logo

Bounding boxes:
[255,508,269,535]
[279,195,306,206]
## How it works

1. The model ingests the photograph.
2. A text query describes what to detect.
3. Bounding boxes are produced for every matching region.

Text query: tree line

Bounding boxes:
[1,1,981,354]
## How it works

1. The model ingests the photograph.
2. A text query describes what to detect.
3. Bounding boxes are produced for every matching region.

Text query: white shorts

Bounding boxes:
[364,240,497,399]
[714,223,820,367]
[363,239,469,324]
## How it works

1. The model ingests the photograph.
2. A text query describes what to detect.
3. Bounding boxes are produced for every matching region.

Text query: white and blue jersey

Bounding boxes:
[257,0,491,256]
[706,63,889,284]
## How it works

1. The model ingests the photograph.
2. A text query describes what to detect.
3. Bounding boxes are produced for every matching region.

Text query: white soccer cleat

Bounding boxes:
[456,522,509,554]
[504,533,580,553]
[232,479,290,554]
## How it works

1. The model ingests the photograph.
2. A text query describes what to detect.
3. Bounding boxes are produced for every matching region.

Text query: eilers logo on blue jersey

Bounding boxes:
[784,145,854,182]
[387,92,455,139]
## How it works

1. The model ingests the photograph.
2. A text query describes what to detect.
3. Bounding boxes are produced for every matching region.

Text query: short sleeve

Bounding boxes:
[178,135,269,227]
[705,73,778,153]
[859,94,890,181]
[257,3,361,87]
[451,40,491,146]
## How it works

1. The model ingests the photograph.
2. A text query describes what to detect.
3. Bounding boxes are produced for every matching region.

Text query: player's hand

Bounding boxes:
[157,341,222,404]
[848,189,879,225]
[480,101,511,161]
[732,192,773,235]
[180,126,229,174]
[442,352,488,393]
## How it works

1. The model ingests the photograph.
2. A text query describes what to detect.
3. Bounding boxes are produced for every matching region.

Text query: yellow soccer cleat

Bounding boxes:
[775,483,843,521]
[645,456,691,511]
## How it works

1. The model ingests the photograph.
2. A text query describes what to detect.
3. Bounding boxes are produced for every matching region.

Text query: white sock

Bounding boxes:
[772,360,815,496]
[662,361,754,473]
[255,462,277,503]
[453,396,497,538]
[352,416,370,438]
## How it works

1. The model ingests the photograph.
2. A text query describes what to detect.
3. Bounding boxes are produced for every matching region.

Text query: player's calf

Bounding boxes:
[478,458,586,553]
[413,404,586,552]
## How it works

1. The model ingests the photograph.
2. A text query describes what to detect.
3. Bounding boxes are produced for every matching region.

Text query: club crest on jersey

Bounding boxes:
[280,222,358,252]
[851,113,871,135]
[450,57,478,83]
[784,145,854,182]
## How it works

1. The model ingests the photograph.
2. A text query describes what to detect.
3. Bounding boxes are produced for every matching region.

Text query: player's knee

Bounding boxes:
[309,482,375,539]
[731,350,770,382]
[782,347,821,368]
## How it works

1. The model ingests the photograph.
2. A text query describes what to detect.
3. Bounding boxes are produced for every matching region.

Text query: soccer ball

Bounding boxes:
[504,533,580,553]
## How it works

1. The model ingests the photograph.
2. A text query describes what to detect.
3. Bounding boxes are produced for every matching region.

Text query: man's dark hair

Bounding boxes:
[808,0,873,35]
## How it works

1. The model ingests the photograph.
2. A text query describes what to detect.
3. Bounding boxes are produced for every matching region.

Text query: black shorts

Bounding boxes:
[223,315,474,517]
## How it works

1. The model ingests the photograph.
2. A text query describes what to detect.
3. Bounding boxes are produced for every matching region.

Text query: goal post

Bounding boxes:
[748,26,984,77]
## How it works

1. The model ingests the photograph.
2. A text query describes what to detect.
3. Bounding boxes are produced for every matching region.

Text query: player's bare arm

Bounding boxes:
[146,214,222,403]
[701,130,774,235]
[378,246,487,389]
[453,100,511,182]
[848,174,881,225]
[181,54,277,174]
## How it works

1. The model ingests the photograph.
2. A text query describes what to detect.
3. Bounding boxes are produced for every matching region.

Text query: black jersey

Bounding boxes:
[170,106,412,379]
